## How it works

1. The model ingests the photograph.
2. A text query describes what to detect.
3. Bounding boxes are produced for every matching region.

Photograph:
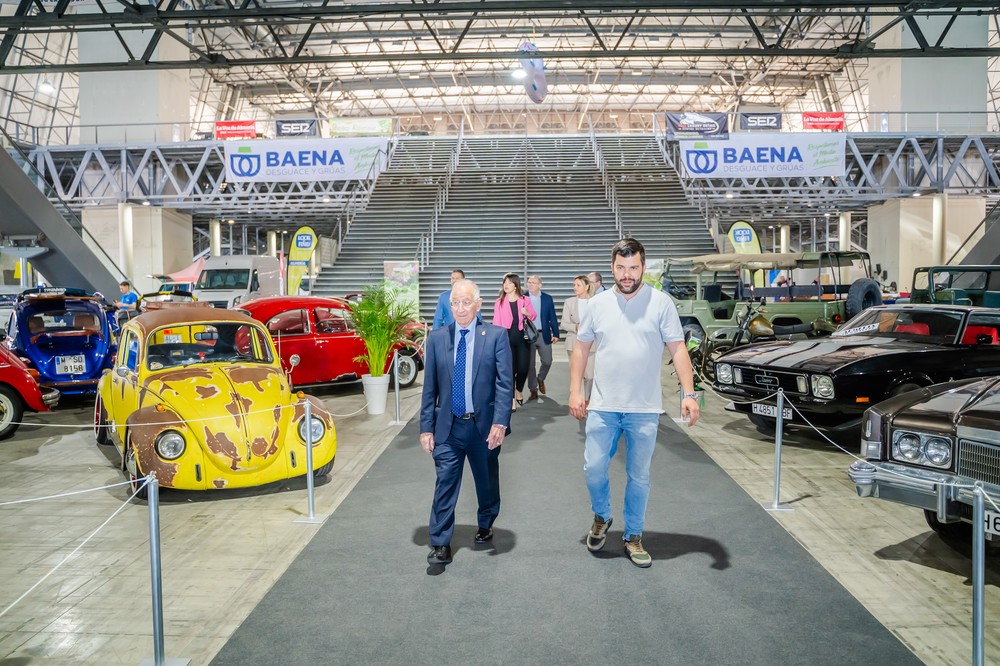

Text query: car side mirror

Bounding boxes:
[115,367,129,378]
[289,354,301,367]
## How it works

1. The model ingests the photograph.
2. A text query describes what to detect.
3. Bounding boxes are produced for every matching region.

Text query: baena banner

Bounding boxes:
[679,133,846,179]
[665,112,729,140]
[224,137,389,183]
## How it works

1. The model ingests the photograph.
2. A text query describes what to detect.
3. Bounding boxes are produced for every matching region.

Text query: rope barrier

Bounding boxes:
[0,476,150,620]
[0,479,137,506]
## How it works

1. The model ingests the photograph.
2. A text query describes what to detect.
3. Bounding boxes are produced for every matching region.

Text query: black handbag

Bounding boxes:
[523,317,539,344]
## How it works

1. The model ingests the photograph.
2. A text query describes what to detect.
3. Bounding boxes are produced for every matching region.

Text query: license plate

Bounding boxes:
[163,334,182,343]
[752,402,792,420]
[986,511,1000,537]
[56,354,86,375]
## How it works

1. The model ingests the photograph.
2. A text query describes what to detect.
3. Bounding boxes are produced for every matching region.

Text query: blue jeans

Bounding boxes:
[584,411,661,540]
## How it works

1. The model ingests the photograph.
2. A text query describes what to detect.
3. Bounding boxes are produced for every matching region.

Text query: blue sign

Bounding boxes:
[295,234,313,249]
[733,228,753,243]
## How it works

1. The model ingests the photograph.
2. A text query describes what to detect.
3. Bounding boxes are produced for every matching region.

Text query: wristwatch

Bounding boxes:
[682,392,700,400]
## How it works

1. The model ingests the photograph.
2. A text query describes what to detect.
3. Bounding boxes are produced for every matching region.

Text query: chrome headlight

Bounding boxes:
[298,416,325,443]
[811,375,835,399]
[892,430,953,468]
[924,437,953,466]
[716,363,733,384]
[155,430,186,460]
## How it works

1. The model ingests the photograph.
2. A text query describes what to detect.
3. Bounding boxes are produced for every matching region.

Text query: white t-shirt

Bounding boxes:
[577,283,684,413]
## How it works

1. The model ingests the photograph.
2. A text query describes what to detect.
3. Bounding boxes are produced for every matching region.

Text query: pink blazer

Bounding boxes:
[492,295,536,331]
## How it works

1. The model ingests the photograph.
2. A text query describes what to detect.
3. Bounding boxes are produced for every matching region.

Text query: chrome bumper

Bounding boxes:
[40,387,60,408]
[848,459,1000,523]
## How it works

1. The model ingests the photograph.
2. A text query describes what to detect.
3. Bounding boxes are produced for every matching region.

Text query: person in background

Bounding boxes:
[420,279,513,567]
[491,272,536,411]
[114,281,138,327]
[561,275,596,400]
[524,275,560,401]
[587,271,606,294]
[433,269,465,329]
[569,238,700,569]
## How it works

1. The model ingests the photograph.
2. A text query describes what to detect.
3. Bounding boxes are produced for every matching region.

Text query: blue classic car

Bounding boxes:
[5,288,117,395]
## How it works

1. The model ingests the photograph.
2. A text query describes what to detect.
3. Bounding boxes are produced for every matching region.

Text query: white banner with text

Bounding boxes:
[679,133,846,179]
[224,137,389,182]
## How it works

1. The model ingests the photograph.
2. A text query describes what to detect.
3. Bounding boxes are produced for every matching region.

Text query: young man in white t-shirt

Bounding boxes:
[569,238,701,567]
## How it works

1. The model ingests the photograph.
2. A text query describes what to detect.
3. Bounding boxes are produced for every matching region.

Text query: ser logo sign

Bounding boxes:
[275,119,318,137]
[739,113,782,131]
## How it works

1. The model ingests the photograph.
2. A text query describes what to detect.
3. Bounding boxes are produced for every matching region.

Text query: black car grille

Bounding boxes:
[958,439,1000,487]
[210,300,228,309]
[734,366,807,395]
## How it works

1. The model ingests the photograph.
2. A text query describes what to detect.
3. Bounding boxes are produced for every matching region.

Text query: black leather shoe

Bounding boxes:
[427,545,452,564]
[474,528,493,543]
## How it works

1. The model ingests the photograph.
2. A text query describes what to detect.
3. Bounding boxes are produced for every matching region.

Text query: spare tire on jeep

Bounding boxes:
[846,278,883,320]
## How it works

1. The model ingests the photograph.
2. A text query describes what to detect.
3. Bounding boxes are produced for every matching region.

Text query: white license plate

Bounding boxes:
[163,334,182,343]
[56,354,86,375]
[751,402,792,420]
[985,511,1000,537]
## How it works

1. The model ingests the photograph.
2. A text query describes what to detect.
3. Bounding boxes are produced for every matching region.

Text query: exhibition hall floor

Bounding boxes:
[0,356,998,664]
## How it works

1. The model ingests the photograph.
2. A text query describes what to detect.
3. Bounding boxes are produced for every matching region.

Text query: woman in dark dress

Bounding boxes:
[491,272,536,411]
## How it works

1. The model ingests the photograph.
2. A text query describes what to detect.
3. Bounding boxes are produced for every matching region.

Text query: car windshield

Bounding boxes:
[145,322,273,369]
[832,308,963,343]
[195,269,250,290]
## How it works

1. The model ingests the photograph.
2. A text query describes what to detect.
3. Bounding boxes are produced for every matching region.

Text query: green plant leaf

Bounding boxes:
[346,281,418,377]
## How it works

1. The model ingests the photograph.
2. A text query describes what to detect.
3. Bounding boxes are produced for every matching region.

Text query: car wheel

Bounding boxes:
[390,352,419,389]
[94,396,110,445]
[924,510,972,542]
[124,440,149,501]
[846,278,883,319]
[0,385,24,441]
[683,323,705,341]
[314,459,335,477]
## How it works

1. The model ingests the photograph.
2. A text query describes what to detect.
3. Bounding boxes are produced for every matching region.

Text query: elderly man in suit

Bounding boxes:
[420,278,513,566]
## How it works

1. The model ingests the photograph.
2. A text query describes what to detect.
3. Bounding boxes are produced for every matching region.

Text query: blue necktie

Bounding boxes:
[452,329,468,417]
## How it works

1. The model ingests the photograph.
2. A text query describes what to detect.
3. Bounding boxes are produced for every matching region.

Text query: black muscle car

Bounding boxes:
[848,376,1000,542]
[712,304,1000,433]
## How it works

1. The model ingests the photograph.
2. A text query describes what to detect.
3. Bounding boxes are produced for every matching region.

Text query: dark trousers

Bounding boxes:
[506,327,530,393]
[429,418,501,546]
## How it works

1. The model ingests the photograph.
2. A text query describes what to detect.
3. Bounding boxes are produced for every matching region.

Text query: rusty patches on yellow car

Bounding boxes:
[195,384,221,399]
[228,367,280,392]
[204,426,242,471]
[249,436,278,459]
[225,390,253,428]
[128,408,182,487]
[294,395,335,428]
[213,478,228,489]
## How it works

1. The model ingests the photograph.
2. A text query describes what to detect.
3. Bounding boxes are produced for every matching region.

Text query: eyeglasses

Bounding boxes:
[450,299,478,309]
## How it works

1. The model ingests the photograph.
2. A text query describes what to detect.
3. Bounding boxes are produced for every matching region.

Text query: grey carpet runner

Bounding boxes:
[211,362,920,666]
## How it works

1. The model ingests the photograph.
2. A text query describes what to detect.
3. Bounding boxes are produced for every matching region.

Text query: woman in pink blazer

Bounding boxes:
[492,272,537,411]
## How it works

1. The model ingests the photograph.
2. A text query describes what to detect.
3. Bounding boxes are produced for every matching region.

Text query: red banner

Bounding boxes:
[802,112,845,131]
[214,120,257,140]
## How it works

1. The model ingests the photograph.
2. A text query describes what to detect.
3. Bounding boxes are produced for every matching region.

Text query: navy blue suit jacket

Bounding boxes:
[536,291,560,344]
[420,320,514,443]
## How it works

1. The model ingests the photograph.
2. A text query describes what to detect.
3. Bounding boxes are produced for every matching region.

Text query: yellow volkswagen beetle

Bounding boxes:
[94,304,336,497]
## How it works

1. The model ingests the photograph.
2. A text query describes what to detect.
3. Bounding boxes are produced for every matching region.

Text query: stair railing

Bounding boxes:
[589,120,621,237]
[334,141,395,259]
[421,122,465,266]
[945,199,1000,265]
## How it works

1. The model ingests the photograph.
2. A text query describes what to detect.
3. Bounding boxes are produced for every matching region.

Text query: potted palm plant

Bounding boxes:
[348,281,418,415]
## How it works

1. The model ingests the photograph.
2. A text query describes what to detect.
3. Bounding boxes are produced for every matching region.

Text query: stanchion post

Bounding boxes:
[972,486,985,666]
[390,350,404,426]
[293,397,325,525]
[148,474,165,666]
[761,390,793,513]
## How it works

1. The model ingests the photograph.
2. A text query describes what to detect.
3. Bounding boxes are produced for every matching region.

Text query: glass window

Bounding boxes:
[314,307,351,334]
[267,309,308,336]
[123,332,139,371]
[146,322,273,369]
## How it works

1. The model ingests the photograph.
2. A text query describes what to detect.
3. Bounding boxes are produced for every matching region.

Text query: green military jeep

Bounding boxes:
[907,264,1000,307]
[666,251,883,340]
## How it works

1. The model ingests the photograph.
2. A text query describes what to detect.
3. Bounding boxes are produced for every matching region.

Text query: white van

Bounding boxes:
[192,255,281,309]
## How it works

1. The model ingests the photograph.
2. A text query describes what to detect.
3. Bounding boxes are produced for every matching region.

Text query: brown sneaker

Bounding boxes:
[586,514,612,552]
[529,390,538,401]
[624,535,652,568]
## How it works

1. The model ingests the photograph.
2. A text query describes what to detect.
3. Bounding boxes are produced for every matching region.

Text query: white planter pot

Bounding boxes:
[361,373,391,415]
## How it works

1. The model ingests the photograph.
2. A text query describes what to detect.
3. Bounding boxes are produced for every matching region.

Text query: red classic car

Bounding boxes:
[238,296,423,388]
[0,345,60,440]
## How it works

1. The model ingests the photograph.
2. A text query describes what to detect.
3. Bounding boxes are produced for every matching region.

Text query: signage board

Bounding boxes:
[679,133,846,179]
[224,137,389,183]
[275,119,319,137]
[214,120,257,140]
[665,112,729,140]
[739,112,782,131]
[802,112,845,131]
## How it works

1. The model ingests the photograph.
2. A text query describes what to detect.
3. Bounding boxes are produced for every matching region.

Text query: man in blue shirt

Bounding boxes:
[432,269,465,329]
[114,281,138,326]
[588,271,606,294]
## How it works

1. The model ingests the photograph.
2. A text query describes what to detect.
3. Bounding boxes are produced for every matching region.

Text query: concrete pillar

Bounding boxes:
[779,225,791,253]
[838,212,851,251]
[931,194,947,264]
[267,230,277,257]
[210,220,222,256]
[868,14,987,132]
[77,27,190,142]
[867,196,984,291]
[82,205,193,294]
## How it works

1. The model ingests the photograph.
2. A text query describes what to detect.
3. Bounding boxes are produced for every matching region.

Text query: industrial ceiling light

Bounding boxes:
[725,191,734,199]
[38,80,55,95]
[227,219,235,224]
[512,69,527,80]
